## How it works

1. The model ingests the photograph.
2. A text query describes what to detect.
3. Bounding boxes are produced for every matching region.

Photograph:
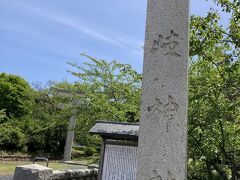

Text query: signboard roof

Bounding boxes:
[89,121,139,140]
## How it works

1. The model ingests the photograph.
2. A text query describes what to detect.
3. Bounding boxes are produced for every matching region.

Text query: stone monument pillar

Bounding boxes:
[63,114,77,162]
[136,0,189,180]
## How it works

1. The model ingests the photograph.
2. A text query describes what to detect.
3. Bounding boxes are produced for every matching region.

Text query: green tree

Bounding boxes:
[188,0,240,179]
[0,124,26,152]
[22,81,70,158]
[68,54,142,145]
[0,109,6,123]
[0,73,33,119]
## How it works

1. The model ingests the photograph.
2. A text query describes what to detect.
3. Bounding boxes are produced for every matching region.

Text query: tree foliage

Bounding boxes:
[23,82,71,157]
[0,73,33,119]
[0,79,70,158]
[68,53,141,123]
[188,0,240,179]
[68,54,142,145]
[0,123,26,152]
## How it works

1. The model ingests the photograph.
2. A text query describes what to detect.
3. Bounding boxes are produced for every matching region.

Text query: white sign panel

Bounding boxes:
[102,144,137,180]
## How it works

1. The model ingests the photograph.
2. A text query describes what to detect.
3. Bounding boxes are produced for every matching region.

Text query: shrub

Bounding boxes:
[0,124,26,151]
[20,118,67,159]
[71,149,83,159]
[84,146,97,157]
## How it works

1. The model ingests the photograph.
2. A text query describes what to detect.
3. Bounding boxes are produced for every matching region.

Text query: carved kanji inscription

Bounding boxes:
[149,170,163,180]
[167,171,176,180]
[151,30,181,57]
[164,95,179,132]
[147,98,163,117]
[147,95,179,132]
[149,170,176,180]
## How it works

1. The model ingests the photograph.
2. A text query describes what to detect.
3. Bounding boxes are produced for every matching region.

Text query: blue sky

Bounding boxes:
[0,0,229,84]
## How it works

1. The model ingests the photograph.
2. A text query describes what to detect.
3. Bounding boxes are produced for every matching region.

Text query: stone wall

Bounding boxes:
[13,164,98,180]
[50,169,98,180]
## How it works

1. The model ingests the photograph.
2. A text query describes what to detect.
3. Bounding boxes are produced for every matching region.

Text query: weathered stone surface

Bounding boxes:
[13,164,53,180]
[49,168,98,180]
[136,0,189,180]
[64,115,77,161]
[13,163,98,180]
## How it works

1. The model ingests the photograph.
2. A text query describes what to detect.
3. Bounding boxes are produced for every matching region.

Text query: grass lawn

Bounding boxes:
[0,157,98,175]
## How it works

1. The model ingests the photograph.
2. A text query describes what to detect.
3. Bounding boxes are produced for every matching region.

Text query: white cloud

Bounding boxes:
[49,16,125,47]
[15,2,143,50]
[1,0,144,69]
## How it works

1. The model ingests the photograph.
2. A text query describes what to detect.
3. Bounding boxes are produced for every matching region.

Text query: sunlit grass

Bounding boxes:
[0,157,98,176]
